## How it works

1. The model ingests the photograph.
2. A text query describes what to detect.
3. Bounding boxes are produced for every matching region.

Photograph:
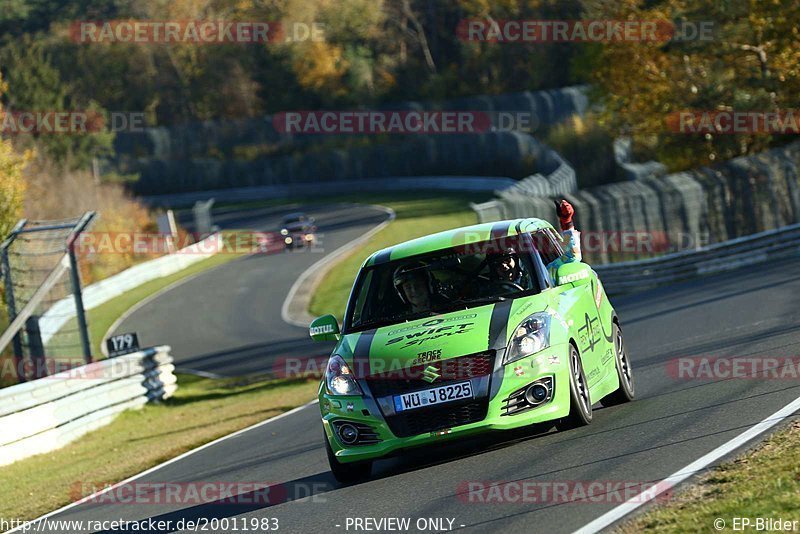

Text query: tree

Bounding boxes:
[579,0,800,170]
[0,75,30,239]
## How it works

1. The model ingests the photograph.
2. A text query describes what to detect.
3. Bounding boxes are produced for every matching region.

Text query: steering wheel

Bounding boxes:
[493,280,524,293]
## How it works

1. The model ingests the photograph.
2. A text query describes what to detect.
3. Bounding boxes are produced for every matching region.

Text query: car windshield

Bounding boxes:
[282,214,306,225]
[346,235,542,332]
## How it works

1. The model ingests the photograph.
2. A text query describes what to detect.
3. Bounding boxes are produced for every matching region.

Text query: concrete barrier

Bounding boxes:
[0,346,176,466]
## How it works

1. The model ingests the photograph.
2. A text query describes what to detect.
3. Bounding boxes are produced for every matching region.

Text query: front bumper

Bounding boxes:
[320,343,572,463]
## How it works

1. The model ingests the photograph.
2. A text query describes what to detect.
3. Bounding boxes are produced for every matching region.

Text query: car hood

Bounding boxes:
[338,294,551,377]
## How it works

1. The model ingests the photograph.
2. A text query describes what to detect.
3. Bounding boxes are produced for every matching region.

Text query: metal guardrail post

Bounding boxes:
[1,219,28,382]
[67,212,97,365]
[25,315,47,379]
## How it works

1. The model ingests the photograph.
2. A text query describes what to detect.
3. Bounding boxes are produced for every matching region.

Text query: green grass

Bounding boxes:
[0,374,318,525]
[308,193,482,320]
[618,420,800,533]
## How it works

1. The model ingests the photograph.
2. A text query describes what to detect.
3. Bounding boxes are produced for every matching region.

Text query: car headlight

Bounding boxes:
[280,228,289,235]
[504,313,551,365]
[326,355,362,396]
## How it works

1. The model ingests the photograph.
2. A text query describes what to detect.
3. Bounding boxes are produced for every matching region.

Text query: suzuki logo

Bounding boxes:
[422,365,441,383]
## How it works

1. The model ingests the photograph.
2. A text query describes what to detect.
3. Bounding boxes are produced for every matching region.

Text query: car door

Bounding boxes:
[532,229,605,387]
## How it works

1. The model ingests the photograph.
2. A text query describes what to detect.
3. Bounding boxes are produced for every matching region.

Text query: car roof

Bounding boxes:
[282,212,306,221]
[363,218,556,267]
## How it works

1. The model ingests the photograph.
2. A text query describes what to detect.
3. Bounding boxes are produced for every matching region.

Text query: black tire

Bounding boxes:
[601,322,635,407]
[557,345,593,430]
[325,433,372,484]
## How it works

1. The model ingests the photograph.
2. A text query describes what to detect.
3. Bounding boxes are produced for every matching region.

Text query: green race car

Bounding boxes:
[310,218,634,482]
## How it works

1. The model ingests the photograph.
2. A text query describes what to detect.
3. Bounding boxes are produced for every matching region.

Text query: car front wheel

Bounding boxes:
[600,322,635,407]
[324,432,372,484]
[557,345,593,430]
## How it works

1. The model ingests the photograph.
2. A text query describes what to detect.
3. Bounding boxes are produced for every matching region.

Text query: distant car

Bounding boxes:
[280,212,316,249]
[310,218,635,482]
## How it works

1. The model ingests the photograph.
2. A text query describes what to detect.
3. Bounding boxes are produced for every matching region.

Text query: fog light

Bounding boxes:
[284,237,293,245]
[525,383,549,404]
[338,423,359,445]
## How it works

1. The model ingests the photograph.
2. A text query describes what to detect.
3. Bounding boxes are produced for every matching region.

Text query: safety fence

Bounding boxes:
[594,223,800,296]
[0,346,176,466]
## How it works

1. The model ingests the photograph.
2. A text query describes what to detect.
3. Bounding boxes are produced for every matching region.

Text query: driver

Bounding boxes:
[486,247,526,288]
[393,261,444,314]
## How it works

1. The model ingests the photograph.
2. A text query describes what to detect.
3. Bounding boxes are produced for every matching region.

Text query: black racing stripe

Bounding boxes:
[371,248,393,266]
[489,221,511,240]
[488,299,514,350]
[352,330,377,378]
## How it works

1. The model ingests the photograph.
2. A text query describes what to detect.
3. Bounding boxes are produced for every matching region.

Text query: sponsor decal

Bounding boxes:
[421,365,441,384]
[412,349,442,366]
[560,270,589,284]
[387,315,477,336]
[386,322,475,349]
[578,313,601,353]
[310,324,335,336]
[548,355,560,365]
[594,281,603,309]
[513,366,525,377]
[601,348,614,366]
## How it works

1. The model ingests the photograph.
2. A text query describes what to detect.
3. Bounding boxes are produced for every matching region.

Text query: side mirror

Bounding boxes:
[309,314,341,341]
[556,262,592,287]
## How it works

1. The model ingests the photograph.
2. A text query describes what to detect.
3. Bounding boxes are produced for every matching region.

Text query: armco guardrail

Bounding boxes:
[0,346,176,466]
[142,176,516,207]
[595,223,800,296]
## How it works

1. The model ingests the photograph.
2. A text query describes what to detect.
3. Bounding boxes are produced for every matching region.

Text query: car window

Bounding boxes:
[532,229,563,265]
[345,235,542,332]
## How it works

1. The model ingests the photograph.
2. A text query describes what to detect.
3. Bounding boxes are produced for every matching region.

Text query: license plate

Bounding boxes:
[393,381,473,412]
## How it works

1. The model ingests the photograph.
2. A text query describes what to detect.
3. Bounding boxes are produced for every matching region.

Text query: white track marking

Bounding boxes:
[8,400,319,533]
[573,395,800,534]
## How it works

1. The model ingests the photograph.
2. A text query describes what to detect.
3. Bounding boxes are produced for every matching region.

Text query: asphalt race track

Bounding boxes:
[112,204,390,377]
[39,204,800,533]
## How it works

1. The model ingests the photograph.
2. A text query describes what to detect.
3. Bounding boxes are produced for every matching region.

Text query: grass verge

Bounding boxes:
[308,193,482,320]
[618,419,800,533]
[0,374,318,525]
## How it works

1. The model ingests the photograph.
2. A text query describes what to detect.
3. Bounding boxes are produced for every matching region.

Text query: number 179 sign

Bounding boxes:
[106,332,140,357]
